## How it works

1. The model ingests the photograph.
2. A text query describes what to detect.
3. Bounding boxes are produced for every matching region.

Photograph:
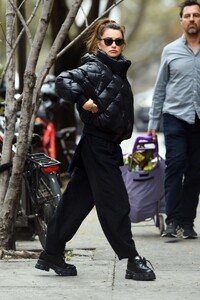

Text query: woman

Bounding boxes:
[35,18,156,281]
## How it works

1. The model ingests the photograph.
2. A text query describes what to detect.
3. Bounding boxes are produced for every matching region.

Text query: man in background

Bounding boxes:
[147,0,200,238]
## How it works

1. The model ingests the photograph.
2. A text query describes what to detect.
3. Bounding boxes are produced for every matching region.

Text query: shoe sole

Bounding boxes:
[35,259,77,276]
[178,227,198,239]
[161,233,177,238]
[125,270,156,281]
[182,235,198,239]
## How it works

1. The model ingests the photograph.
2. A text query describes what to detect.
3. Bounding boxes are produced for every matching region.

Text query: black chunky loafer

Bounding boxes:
[35,251,77,276]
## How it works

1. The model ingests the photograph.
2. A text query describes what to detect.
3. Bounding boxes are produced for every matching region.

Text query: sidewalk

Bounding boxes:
[0,206,200,300]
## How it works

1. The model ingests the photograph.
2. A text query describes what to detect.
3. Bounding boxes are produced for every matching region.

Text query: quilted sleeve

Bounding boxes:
[55,63,101,107]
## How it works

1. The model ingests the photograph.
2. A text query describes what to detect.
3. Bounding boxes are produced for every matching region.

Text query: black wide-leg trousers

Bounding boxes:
[45,134,138,260]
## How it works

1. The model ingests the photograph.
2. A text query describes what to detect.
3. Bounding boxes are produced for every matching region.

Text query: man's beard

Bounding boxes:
[187,25,199,35]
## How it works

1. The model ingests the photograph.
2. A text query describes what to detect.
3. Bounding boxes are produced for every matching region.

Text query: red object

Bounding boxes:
[42,121,56,159]
[42,165,59,172]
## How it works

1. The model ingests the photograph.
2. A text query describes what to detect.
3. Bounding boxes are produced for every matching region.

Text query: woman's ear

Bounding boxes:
[122,43,126,51]
[97,40,101,50]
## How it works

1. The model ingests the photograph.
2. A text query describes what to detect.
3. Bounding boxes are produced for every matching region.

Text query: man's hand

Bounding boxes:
[82,99,98,113]
[147,129,157,140]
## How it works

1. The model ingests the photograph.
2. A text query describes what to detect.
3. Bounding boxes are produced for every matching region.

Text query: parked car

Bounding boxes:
[134,88,163,132]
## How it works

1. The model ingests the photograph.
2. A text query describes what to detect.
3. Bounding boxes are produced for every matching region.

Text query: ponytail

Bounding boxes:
[84,18,125,54]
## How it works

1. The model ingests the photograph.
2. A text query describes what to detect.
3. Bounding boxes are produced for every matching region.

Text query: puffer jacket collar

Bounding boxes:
[82,50,131,79]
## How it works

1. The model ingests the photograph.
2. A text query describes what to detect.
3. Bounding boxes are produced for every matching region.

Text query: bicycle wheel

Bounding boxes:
[34,216,47,248]
[15,176,37,241]
[31,169,61,248]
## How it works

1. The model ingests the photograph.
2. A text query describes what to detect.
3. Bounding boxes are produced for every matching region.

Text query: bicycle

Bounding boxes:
[34,75,76,180]
[0,102,62,248]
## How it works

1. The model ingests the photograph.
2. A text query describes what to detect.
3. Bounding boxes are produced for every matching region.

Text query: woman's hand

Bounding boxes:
[82,99,98,113]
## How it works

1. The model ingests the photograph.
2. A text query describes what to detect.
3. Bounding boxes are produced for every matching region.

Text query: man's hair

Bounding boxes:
[179,0,200,17]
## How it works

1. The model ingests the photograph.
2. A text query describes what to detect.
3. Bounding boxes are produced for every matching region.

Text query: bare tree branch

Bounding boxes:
[24,0,54,73]
[8,0,33,45]
[0,0,41,85]
[29,0,84,140]
[36,0,83,83]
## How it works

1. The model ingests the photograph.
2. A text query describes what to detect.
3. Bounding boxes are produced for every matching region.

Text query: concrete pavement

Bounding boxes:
[0,205,200,300]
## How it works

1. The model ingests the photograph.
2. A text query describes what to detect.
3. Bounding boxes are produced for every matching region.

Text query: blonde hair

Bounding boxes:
[84,18,125,54]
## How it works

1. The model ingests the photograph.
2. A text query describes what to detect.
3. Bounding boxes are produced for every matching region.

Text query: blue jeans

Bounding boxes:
[163,114,200,226]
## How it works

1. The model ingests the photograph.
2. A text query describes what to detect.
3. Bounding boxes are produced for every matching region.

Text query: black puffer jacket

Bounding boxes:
[55,50,134,144]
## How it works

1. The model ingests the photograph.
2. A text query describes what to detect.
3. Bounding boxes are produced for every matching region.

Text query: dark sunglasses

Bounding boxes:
[100,38,125,46]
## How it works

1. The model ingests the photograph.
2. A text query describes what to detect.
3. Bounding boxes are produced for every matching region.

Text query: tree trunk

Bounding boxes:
[0,0,55,250]
[0,0,19,249]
